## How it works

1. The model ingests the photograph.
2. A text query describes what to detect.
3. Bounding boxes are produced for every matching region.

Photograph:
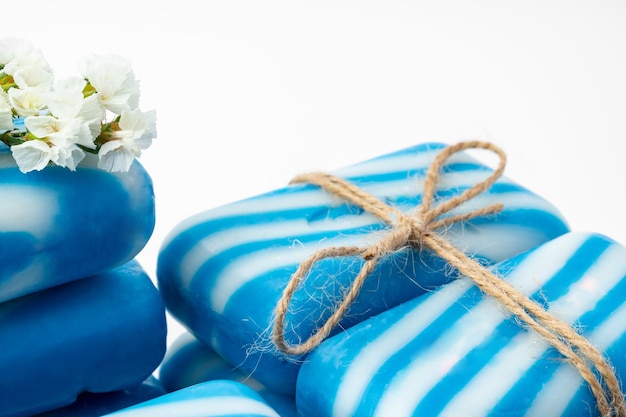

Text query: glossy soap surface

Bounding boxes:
[0,260,167,417]
[0,144,155,302]
[297,232,626,417]
[104,380,281,417]
[157,142,570,393]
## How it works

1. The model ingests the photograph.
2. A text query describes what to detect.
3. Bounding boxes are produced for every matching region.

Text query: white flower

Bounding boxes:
[8,87,47,117]
[96,140,135,172]
[97,109,156,172]
[0,94,13,132]
[25,115,62,139]
[44,78,86,118]
[43,77,105,148]
[0,38,50,75]
[10,139,52,172]
[1,38,155,173]
[50,142,85,171]
[80,54,140,114]
[79,94,106,139]
[24,115,88,169]
[11,64,53,91]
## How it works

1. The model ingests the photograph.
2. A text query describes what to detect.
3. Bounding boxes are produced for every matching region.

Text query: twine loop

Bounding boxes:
[271,140,625,417]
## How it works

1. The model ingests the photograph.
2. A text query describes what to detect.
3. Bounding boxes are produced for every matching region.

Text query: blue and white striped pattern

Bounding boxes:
[157,142,570,394]
[297,232,626,417]
[0,260,167,417]
[0,144,155,303]
[105,380,281,417]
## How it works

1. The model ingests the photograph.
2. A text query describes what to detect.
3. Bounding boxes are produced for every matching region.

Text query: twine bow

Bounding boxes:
[272,140,625,417]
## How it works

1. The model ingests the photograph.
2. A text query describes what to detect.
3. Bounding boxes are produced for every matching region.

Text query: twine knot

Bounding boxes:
[363,210,424,260]
[272,140,625,417]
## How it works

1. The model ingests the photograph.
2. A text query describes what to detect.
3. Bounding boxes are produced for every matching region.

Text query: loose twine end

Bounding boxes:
[272,141,625,417]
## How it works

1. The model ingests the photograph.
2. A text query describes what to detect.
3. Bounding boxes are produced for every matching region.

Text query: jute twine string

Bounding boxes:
[272,140,625,417]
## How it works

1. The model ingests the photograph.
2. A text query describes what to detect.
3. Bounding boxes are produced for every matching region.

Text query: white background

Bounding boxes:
[5,1,626,351]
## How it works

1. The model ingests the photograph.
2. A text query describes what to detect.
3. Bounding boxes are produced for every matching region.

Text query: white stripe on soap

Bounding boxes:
[370,232,588,417]
[525,300,626,416]
[437,241,626,417]
[210,233,367,313]
[162,146,519,249]
[525,245,626,417]
[108,396,280,417]
[178,207,384,288]
[162,147,444,246]
[183,186,552,311]
[333,278,474,417]
[178,186,557,291]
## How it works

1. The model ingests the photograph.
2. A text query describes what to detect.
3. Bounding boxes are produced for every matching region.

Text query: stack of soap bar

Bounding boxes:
[160,332,297,417]
[33,377,166,417]
[0,261,167,417]
[0,144,165,416]
[297,232,626,417]
[157,142,570,394]
[104,380,282,417]
[0,145,155,302]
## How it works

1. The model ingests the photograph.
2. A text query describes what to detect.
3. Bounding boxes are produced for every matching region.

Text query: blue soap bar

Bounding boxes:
[33,377,166,417]
[0,260,167,417]
[157,142,570,394]
[0,144,155,302]
[160,332,297,417]
[104,380,281,417]
[297,232,626,417]
[159,332,250,392]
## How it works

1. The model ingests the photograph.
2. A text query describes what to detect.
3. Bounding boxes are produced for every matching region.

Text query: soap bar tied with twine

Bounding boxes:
[272,141,625,417]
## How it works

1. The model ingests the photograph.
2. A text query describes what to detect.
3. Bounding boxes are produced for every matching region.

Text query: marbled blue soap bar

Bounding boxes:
[0,144,155,302]
[157,142,570,394]
[297,232,626,417]
[0,260,167,417]
[160,332,297,417]
[34,377,166,417]
[104,380,281,417]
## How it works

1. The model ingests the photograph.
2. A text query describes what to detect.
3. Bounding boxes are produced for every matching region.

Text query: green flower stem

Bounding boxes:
[1,130,26,146]
[78,144,100,154]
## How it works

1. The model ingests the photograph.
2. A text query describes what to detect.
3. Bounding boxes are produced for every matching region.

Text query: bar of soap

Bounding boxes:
[157,142,570,394]
[159,332,251,392]
[160,332,297,417]
[0,260,167,417]
[297,232,626,417]
[0,144,155,302]
[104,380,281,417]
[33,377,166,417]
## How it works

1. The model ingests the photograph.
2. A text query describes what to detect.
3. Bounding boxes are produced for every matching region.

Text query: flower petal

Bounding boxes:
[51,143,85,171]
[24,115,57,138]
[97,140,134,172]
[11,140,52,172]
[8,88,47,117]
[0,95,13,131]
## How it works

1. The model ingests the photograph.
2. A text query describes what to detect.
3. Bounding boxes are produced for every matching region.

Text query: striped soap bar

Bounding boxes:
[0,260,167,417]
[104,380,281,417]
[160,332,297,417]
[0,144,155,303]
[157,142,570,394]
[297,232,626,417]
